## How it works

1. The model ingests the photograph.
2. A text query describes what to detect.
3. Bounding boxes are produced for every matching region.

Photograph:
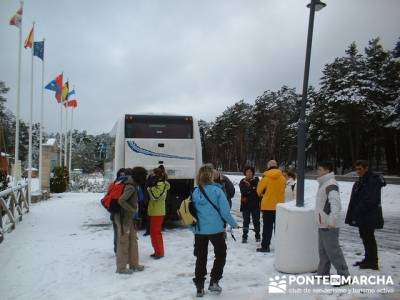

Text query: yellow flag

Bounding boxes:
[62,81,69,102]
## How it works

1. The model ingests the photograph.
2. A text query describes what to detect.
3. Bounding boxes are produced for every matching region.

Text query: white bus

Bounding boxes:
[106,114,203,218]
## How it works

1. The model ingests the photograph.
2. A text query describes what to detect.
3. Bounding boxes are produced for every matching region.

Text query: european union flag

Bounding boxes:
[33,41,44,60]
[45,79,60,92]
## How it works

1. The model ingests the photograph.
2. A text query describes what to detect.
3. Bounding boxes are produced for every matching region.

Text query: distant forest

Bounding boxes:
[199,38,400,175]
[1,38,400,175]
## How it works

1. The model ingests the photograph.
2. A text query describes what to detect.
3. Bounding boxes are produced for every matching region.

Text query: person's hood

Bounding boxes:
[123,175,135,185]
[157,180,171,189]
[263,168,283,180]
[317,172,335,186]
[286,178,296,185]
[211,182,223,189]
[116,175,127,182]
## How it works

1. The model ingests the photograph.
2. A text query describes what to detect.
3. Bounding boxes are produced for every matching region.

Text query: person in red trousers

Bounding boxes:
[147,168,170,259]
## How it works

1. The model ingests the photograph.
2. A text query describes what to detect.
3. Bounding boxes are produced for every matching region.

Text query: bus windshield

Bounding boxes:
[125,115,193,139]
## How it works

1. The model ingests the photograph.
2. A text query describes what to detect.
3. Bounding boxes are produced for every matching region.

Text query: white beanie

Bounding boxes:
[267,160,278,169]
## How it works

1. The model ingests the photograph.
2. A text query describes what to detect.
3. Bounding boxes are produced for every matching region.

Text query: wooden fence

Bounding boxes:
[0,183,29,243]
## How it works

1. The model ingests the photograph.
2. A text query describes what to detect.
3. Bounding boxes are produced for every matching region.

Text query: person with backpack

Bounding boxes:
[283,169,297,202]
[191,164,238,297]
[256,160,286,253]
[147,167,170,259]
[315,161,350,282]
[114,167,147,274]
[345,160,386,270]
[158,164,168,180]
[239,165,261,243]
[212,169,235,208]
[137,182,150,236]
[101,168,126,254]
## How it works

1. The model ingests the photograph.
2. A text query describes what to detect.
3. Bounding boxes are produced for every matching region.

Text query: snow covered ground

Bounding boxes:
[0,176,399,300]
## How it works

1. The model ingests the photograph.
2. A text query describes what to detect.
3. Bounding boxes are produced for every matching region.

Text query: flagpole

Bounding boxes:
[59,103,63,167]
[64,105,68,168]
[27,22,35,204]
[14,1,24,186]
[68,106,74,182]
[39,38,45,193]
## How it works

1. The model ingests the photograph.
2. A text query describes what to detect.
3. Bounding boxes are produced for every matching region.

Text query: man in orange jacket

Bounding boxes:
[256,160,286,252]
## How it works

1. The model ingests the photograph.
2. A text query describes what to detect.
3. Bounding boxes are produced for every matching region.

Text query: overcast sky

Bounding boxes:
[1,0,399,135]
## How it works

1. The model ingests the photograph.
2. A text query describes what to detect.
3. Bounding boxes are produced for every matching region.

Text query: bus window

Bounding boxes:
[125,115,193,139]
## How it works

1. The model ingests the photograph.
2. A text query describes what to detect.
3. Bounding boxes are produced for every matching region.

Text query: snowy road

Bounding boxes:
[0,178,399,300]
[228,176,400,255]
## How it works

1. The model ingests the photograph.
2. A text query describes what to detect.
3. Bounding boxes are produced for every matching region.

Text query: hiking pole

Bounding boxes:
[236,226,256,232]
[227,227,237,242]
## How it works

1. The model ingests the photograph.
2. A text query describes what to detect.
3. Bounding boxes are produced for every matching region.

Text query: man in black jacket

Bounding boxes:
[345,160,386,270]
[213,169,235,208]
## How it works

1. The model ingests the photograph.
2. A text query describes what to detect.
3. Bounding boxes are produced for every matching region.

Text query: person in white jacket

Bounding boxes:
[315,161,350,283]
[283,170,296,202]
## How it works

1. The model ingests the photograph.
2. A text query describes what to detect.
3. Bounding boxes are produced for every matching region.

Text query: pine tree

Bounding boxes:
[319,42,368,168]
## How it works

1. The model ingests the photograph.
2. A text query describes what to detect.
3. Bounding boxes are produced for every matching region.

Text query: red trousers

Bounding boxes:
[150,216,165,256]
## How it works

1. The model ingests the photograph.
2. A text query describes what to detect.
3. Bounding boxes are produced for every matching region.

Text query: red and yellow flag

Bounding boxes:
[55,73,63,103]
[9,5,23,28]
[24,26,34,49]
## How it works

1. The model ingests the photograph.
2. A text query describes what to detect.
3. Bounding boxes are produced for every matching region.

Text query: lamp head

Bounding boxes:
[307,0,327,11]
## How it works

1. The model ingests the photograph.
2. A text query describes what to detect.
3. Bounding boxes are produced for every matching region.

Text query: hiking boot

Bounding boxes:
[151,254,164,260]
[196,289,205,297]
[359,261,379,270]
[352,260,366,267]
[193,278,205,297]
[130,265,145,272]
[116,268,133,275]
[242,238,247,244]
[208,280,222,294]
[256,247,270,253]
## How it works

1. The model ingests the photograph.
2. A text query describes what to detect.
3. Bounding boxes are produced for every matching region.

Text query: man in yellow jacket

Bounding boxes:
[256,160,286,252]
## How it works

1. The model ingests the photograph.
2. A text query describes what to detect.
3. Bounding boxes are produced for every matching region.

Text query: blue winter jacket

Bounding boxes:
[191,183,238,235]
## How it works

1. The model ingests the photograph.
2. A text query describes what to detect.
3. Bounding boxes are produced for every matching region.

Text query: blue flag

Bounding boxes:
[33,41,44,60]
[68,89,76,98]
[45,79,60,92]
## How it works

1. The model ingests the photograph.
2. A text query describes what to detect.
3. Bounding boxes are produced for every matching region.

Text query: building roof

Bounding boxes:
[44,138,57,146]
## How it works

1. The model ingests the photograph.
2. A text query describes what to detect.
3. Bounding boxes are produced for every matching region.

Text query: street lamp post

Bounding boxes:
[296,0,326,207]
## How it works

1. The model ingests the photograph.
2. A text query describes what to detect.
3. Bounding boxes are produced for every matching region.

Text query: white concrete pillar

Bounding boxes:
[274,201,319,274]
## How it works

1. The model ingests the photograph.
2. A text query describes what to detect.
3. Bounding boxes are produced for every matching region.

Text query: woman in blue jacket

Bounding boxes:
[191,164,238,297]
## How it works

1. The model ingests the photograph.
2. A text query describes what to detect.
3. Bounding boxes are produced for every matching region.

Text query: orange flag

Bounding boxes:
[24,26,34,49]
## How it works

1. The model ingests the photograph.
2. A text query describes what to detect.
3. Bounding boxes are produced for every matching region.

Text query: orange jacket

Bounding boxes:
[257,168,286,211]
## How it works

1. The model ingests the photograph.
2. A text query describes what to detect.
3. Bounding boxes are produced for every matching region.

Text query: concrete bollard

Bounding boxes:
[274,201,318,274]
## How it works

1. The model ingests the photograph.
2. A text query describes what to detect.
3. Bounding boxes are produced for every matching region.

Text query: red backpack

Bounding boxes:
[101,181,125,213]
